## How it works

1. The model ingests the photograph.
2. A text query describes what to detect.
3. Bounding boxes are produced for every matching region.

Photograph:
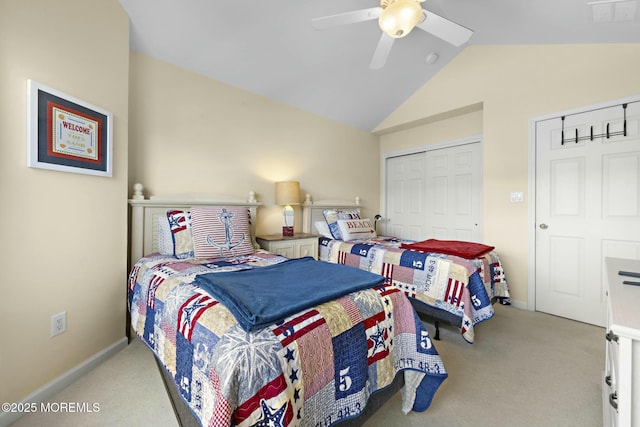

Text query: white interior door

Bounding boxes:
[424,143,482,242]
[385,152,426,240]
[384,141,482,242]
[535,101,640,326]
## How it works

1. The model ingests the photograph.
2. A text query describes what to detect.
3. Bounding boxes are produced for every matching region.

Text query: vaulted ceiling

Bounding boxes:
[118,0,640,131]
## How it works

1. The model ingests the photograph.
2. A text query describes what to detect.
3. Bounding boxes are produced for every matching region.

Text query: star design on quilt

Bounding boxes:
[167,215,182,229]
[284,347,295,363]
[289,368,299,383]
[279,323,295,338]
[181,299,208,326]
[293,388,300,402]
[254,399,287,427]
[370,323,387,354]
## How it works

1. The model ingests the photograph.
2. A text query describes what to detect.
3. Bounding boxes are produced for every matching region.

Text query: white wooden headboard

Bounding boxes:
[128,183,261,266]
[301,193,362,235]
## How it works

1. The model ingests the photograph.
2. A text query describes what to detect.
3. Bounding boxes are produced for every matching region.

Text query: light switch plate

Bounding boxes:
[510,192,524,203]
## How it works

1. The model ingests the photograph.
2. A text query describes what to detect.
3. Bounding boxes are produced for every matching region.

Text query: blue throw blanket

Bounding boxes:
[193,257,384,332]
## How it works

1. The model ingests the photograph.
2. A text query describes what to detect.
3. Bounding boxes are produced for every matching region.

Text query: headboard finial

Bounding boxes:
[132,183,145,200]
[355,196,361,206]
[248,190,257,203]
[304,193,312,205]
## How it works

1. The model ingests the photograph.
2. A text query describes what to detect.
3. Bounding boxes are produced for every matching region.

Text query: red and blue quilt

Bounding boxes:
[319,237,511,343]
[128,251,448,426]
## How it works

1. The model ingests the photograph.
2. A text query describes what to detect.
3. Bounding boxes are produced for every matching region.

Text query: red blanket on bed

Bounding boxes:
[400,239,495,259]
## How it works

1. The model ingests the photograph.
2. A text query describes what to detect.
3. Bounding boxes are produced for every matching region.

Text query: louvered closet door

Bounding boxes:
[535,101,640,327]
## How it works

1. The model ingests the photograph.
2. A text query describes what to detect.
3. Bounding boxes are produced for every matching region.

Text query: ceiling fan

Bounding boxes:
[312,0,473,69]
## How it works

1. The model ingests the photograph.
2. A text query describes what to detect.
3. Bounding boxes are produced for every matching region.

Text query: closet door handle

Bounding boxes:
[609,392,618,410]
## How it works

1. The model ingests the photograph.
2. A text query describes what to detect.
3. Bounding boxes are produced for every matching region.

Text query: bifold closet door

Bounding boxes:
[385,142,482,242]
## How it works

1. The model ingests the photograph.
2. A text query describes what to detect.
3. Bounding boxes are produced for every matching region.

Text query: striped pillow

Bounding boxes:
[190,206,255,259]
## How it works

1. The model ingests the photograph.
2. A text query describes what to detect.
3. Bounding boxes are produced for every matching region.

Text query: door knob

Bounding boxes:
[539,223,548,230]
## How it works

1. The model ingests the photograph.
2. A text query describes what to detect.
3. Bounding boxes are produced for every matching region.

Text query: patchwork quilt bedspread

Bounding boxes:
[128,251,448,427]
[319,237,511,343]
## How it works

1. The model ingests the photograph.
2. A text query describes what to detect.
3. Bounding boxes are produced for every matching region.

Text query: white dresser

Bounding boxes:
[603,257,640,427]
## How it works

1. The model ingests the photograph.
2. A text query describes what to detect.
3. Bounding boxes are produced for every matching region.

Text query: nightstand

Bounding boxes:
[256,233,319,260]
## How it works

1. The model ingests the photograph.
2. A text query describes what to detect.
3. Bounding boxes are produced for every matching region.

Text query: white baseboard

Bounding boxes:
[0,337,128,427]
[508,299,528,310]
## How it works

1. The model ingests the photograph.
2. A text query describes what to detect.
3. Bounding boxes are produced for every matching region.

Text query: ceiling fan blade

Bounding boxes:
[369,33,395,70]
[416,10,473,47]
[312,7,382,30]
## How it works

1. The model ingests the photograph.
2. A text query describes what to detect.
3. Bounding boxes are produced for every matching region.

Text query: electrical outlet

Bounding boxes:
[51,312,66,337]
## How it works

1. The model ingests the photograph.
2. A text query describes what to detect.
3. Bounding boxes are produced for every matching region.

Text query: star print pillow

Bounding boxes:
[165,209,194,259]
[190,206,255,259]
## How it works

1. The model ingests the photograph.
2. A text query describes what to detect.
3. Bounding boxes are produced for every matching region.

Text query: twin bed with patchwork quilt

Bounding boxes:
[302,199,511,344]
[128,185,448,427]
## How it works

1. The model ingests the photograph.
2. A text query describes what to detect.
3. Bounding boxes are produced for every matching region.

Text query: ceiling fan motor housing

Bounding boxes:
[379,0,424,38]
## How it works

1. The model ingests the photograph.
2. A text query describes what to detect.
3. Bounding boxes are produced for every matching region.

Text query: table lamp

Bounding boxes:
[275,181,300,237]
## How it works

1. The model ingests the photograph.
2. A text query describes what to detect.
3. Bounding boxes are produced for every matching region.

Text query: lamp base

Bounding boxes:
[282,226,294,237]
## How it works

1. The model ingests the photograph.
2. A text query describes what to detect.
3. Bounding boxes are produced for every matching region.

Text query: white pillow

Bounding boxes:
[322,208,361,240]
[157,216,174,255]
[314,220,333,239]
[336,218,377,241]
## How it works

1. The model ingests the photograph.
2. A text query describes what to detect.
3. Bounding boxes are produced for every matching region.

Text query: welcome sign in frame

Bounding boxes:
[27,80,113,177]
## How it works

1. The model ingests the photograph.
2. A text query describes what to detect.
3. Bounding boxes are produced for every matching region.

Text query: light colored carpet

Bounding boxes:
[11,305,604,427]
[9,338,178,427]
[364,304,605,427]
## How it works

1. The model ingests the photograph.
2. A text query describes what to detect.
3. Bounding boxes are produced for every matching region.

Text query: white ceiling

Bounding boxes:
[118,0,640,131]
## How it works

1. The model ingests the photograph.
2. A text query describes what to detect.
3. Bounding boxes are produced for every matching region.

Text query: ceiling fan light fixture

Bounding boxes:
[379,0,423,38]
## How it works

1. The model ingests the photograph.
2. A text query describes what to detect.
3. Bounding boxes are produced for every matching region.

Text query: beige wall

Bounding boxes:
[128,53,381,234]
[3,1,636,408]
[0,0,129,404]
[378,106,483,152]
[376,44,640,305]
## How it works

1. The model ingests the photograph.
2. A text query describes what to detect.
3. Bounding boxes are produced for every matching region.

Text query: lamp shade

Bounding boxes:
[275,181,300,206]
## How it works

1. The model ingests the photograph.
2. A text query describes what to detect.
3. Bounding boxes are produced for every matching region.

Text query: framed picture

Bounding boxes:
[27,80,113,177]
